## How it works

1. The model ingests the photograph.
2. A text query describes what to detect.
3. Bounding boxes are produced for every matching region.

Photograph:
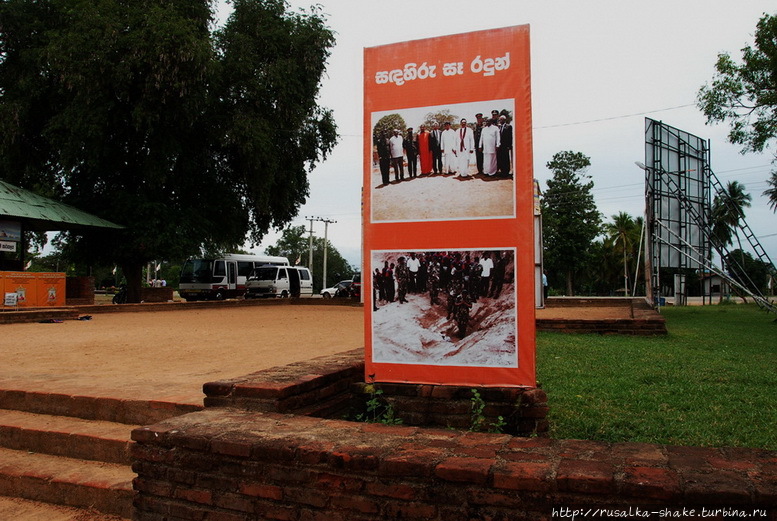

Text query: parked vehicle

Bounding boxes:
[244,265,313,298]
[178,254,289,301]
[350,272,361,299]
[320,280,352,299]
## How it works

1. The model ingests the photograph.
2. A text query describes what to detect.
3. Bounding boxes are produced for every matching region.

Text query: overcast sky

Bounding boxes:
[221,1,777,269]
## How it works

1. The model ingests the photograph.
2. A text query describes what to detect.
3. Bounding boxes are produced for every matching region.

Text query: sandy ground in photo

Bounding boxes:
[0,305,365,406]
[370,164,514,221]
[372,284,517,366]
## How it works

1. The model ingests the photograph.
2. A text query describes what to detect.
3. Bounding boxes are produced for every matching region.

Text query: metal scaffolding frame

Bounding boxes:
[643,118,776,315]
[644,118,711,304]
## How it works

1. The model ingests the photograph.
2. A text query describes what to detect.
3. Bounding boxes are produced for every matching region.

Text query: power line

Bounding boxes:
[534,103,696,130]
[347,103,702,137]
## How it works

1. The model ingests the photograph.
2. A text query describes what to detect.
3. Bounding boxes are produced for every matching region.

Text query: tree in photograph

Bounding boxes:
[422,109,458,129]
[265,225,354,292]
[0,0,337,302]
[373,114,407,141]
[697,12,777,212]
[541,151,602,295]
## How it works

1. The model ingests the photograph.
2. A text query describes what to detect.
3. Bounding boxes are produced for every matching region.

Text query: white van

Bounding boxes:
[179,254,289,301]
[244,265,313,298]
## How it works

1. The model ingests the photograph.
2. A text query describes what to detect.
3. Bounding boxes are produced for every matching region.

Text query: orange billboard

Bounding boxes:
[2,272,67,307]
[36,273,66,307]
[2,271,38,308]
[364,26,536,387]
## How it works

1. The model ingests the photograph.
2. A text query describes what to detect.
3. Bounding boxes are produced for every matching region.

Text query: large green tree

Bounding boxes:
[541,151,602,295]
[697,12,777,211]
[724,249,772,298]
[264,225,354,293]
[0,0,337,302]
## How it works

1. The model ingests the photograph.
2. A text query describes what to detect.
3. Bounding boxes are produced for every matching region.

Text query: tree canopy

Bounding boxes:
[541,151,602,295]
[372,114,407,141]
[697,12,777,211]
[724,249,772,296]
[264,225,355,292]
[0,0,338,301]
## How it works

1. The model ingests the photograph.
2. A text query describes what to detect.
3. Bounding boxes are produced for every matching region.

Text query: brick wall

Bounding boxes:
[202,350,547,437]
[349,382,548,437]
[139,287,174,303]
[132,350,776,520]
[545,297,634,308]
[132,409,776,521]
[65,276,95,305]
[538,298,667,335]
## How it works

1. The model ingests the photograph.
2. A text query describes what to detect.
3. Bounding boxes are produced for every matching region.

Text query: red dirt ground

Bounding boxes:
[0,305,365,407]
[0,301,627,520]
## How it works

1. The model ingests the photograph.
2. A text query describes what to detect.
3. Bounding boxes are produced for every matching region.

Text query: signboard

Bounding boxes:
[644,118,710,269]
[0,241,17,252]
[36,273,66,307]
[363,25,536,387]
[1,271,37,308]
[0,272,66,307]
[4,292,18,307]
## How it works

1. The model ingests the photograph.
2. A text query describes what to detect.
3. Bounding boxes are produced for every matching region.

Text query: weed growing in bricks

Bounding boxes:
[470,389,506,433]
[355,382,403,425]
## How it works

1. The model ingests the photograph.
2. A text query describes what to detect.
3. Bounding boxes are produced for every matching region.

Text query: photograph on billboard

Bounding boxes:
[370,99,516,223]
[364,25,535,387]
[0,220,21,242]
[371,248,517,368]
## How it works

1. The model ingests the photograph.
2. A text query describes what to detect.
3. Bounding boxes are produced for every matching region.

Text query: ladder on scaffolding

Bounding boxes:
[656,168,777,316]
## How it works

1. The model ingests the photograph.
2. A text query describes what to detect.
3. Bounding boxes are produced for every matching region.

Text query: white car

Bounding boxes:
[320,280,352,299]
[245,265,313,298]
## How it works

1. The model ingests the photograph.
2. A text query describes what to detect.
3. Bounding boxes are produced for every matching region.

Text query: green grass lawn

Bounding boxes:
[536,303,776,449]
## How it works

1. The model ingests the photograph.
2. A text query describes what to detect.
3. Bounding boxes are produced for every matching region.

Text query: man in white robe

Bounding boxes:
[456,118,475,177]
[388,128,405,181]
[478,118,501,176]
[439,121,458,174]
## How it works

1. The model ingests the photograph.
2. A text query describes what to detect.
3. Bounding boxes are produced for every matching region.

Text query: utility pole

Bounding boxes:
[305,216,316,269]
[320,218,336,290]
[306,217,337,290]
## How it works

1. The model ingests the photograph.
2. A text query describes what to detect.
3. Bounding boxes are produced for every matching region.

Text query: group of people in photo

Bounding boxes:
[373,250,512,338]
[374,109,514,186]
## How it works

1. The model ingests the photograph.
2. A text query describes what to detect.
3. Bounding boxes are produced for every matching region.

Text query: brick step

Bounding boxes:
[292,392,352,418]
[0,409,136,464]
[0,447,134,518]
[0,388,202,425]
[0,309,80,325]
[0,494,129,521]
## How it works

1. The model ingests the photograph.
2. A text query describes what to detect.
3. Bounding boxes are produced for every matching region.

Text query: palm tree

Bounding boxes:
[604,212,640,294]
[711,181,752,295]
[711,181,752,251]
[764,171,777,212]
